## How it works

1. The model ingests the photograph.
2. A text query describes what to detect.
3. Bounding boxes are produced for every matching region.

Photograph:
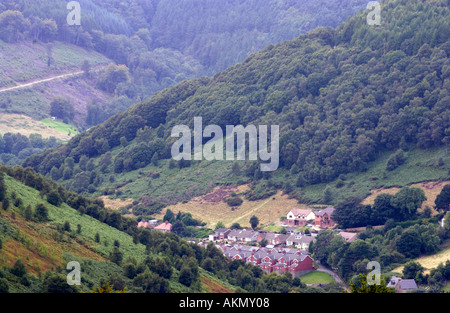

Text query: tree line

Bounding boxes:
[0,132,60,167]
[311,216,450,286]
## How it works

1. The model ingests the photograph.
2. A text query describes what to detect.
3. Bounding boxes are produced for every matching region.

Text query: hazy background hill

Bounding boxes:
[0,0,368,129]
[91,0,368,72]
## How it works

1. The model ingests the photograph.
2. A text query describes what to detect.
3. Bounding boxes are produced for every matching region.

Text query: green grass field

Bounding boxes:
[41,118,80,138]
[299,271,335,285]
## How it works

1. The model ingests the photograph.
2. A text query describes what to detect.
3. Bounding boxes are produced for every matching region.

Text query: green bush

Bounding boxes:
[225,196,243,207]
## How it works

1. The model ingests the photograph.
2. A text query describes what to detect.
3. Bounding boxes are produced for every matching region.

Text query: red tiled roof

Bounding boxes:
[138,221,149,228]
[154,221,172,231]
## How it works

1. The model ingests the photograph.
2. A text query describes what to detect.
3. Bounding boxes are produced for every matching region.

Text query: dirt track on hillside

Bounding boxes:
[0,65,105,94]
[0,71,83,93]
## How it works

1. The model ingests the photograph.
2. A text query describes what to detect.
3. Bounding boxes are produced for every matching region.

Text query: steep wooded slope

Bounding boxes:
[24,0,450,207]
[0,0,369,124]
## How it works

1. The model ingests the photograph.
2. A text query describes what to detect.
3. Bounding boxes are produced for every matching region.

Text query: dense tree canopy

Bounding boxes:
[0,0,369,121]
[332,187,427,229]
[25,0,450,202]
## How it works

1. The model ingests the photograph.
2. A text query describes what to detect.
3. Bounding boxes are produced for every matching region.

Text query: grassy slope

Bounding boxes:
[41,118,80,138]
[156,188,303,229]
[0,41,108,86]
[284,146,450,205]
[89,145,449,229]
[391,240,450,275]
[3,175,148,262]
[0,174,237,293]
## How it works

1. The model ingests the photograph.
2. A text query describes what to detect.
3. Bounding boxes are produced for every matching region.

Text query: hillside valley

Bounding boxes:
[25,0,450,216]
[0,0,449,295]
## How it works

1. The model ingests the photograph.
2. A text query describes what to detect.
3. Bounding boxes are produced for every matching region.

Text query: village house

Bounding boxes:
[285,234,315,250]
[208,228,231,241]
[153,220,172,233]
[286,209,315,226]
[338,231,358,242]
[137,219,158,229]
[220,244,315,276]
[386,276,418,293]
[137,220,150,229]
[227,229,259,243]
[256,232,289,246]
[314,207,336,228]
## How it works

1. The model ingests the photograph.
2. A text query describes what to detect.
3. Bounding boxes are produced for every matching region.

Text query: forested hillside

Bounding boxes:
[0,0,368,127]
[91,0,368,72]
[23,0,450,213]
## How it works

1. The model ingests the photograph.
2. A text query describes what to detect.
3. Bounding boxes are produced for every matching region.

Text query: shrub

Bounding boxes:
[11,259,27,277]
[226,196,243,207]
[178,267,194,287]
[35,204,49,222]
[0,278,9,293]
[63,221,71,232]
[47,190,62,206]
[386,149,406,171]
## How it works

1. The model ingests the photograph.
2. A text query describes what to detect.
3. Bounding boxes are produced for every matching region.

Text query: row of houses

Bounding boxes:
[208,228,315,250]
[208,244,316,276]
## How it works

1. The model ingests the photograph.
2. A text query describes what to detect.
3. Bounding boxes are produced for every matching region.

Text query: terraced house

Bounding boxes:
[218,245,316,276]
[227,229,259,242]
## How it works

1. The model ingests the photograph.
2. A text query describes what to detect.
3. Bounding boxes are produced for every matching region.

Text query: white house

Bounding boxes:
[286,209,315,226]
